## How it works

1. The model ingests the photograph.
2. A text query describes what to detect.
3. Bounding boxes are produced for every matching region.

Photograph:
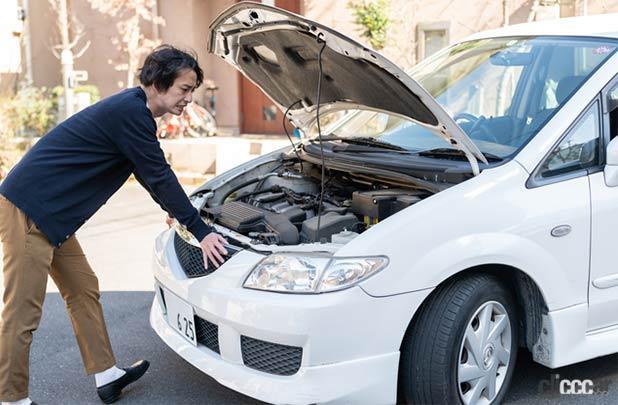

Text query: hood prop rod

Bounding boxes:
[315,33,327,242]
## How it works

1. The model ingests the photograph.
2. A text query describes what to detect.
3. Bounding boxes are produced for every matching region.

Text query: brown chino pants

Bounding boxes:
[0,195,116,401]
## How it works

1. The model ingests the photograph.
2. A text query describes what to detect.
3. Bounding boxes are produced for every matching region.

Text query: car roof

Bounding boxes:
[464,13,618,41]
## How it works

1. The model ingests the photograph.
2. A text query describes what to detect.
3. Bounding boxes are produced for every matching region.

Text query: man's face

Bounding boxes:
[158,68,197,116]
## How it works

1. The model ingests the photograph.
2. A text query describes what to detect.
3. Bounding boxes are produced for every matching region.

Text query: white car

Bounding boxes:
[150,4,618,404]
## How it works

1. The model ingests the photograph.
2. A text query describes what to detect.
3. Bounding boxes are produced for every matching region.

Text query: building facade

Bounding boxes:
[6,0,618,135]
[0,0,25,95]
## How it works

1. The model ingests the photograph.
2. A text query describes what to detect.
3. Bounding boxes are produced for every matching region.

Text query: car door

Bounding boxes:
[588,76,618,331]
[527,96,600,313]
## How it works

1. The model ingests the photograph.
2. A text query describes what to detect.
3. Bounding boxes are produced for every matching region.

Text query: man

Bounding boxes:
[0,45,227,405]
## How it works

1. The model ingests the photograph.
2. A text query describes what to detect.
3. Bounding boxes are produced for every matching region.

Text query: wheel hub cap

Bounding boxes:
[457,301,512,405]
[482,344,494,369]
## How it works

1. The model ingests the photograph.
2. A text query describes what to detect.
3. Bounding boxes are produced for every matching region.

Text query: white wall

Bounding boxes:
[0,0,22,74]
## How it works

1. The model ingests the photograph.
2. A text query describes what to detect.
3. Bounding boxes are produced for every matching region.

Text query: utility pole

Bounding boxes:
[528,0,540,22]
[21,0,33,85]
[58,0,74,119]
[503,0,510,26]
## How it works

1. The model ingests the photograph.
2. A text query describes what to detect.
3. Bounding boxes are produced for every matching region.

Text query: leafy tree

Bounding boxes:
[348,0,390,50]
[88,0,165,88]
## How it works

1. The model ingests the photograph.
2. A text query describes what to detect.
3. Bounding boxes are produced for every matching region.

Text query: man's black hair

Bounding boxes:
[139,45,204,92]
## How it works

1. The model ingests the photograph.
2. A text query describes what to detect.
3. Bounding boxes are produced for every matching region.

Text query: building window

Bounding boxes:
[416,22,450,61]
[559,0,577,17]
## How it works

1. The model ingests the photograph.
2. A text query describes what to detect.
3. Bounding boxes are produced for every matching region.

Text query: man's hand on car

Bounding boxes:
[200,232,228,268]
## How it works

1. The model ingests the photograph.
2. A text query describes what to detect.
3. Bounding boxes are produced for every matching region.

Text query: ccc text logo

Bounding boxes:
[559,378,594,395]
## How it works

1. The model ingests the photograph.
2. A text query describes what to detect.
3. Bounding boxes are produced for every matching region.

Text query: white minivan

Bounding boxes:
[150,3,618,404]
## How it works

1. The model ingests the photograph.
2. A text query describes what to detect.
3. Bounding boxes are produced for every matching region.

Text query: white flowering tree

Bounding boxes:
[88,0,165,88]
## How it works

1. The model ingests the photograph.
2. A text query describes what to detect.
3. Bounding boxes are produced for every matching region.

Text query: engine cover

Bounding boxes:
[206,201,299,245]
[300,212,361,243]
[351,189,422,222]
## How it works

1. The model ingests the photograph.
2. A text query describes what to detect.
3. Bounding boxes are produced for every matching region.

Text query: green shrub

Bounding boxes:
[0,96,25,178]
[52,84,101,103]
[348,0,390,50]
[75,84,101,103]
[4,86,56,138]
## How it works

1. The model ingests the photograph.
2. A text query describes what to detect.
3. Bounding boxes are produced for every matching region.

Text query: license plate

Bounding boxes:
[165,289,197,346]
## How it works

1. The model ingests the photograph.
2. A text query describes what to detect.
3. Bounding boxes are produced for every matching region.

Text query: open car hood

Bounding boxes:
[209,2,488,169]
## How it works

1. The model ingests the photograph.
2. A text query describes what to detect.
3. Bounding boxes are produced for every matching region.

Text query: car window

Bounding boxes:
[535,44,613,115]
[422,49,524,119]
[320,110,400,137]
[538,100,600,178]
[306,37,616,160]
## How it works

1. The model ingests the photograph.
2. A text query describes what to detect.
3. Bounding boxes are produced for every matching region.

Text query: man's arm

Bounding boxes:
[112,106,228,268]
[113,107,211,241]
[134,172,170,215]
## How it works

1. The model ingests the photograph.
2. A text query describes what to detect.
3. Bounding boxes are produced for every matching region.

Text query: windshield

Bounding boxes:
[308,36,617,159]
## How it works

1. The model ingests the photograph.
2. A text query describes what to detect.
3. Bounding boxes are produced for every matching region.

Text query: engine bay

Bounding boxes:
[202,161,429,246]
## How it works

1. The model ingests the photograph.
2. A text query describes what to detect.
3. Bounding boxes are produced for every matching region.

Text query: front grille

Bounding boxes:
[195,316,219,354]
[173,232,241,278]
[241,335,302,376]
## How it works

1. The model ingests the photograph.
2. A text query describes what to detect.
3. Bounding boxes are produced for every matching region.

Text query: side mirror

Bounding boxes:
[604,137,618,186]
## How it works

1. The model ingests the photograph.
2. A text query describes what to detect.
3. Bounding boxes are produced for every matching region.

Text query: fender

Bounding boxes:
[339,161,590,311]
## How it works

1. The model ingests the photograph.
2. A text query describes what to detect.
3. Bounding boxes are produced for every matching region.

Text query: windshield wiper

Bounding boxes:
[312,135,410,152]
[419,148,502,162]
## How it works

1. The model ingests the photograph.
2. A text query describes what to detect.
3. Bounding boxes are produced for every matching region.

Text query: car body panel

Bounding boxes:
[342,161,590,310]
[463,13,618,42]
[151,229,432,403]
[588,171,618,330]
[151,298,399,405]
[534,303,618,368]
[154,228,431,364]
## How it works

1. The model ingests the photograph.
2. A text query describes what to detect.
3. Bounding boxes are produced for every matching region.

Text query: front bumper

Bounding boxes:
[150,229,431,404]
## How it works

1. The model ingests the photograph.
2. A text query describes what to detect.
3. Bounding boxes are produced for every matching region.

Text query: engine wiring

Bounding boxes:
[315,33,327,241]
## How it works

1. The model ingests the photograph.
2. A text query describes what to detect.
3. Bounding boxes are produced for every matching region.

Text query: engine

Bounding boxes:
[204,169,425,245]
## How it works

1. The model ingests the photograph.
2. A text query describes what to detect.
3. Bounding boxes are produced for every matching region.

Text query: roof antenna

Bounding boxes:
[315,33,327,242]
[283,99,304,171]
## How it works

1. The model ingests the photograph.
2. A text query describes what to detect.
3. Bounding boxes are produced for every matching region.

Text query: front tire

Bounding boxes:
[399,274,518,404]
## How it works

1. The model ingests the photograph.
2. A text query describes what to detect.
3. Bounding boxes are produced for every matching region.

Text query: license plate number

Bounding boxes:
[165,289,197,346]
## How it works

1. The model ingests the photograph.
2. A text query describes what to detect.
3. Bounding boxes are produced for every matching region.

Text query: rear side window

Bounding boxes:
[538,100,600,178]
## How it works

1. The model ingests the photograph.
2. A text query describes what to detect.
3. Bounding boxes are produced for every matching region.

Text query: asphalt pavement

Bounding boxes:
[1,183,616,404]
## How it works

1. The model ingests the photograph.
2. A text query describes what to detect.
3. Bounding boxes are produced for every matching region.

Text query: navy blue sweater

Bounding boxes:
[0,87,211,247]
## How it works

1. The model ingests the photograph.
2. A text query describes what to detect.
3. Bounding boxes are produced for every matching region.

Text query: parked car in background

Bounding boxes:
[150,3,618,404]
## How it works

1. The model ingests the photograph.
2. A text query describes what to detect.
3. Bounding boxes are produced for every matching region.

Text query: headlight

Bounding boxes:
[244,254,388,293]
